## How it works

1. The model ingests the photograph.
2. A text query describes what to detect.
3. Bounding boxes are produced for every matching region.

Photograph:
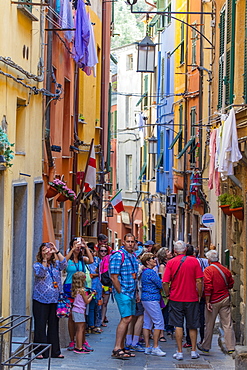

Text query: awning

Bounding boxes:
[155,151,163,169]
[177,136,195,159]
[138,162,147,179]
[136,92,147,107]
[168,129,182,150]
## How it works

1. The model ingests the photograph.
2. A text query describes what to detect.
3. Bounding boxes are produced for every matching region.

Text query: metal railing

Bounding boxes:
[0,315,51,370]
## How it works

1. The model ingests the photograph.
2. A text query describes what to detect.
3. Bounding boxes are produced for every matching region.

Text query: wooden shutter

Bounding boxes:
[218,9,225,109]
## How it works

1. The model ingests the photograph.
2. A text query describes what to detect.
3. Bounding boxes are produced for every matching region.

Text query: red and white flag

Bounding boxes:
[83,144,96,192]
[111,190,124,213]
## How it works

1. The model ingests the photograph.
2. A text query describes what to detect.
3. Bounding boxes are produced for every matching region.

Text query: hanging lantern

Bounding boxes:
[137,36,156,73]
[106,203,114,217]
[148,135,157,154]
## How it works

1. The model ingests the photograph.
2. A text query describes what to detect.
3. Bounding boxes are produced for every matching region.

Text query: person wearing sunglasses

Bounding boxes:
[139,252,166,357]
[98,245,111,329]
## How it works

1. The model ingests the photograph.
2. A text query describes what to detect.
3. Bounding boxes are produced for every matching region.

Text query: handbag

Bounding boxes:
[63,283,72,298]
[56,293,71,318]
[100,271,112,287]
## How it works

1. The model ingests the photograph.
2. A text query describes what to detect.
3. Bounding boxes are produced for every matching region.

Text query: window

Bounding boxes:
[19,0,32,12]
[126,155,132,190]
[191,24,197,66]
[139,142,147,180]
[62,78,71,156]
[218,1,236,108]
[156,130,164,171]
[125,95,132,127]
[189,107,196,165]
[17,0,39,21]
[126,54,133,70]
[16,98,26,154]
[178,104,183,153]
[180,23,185,65]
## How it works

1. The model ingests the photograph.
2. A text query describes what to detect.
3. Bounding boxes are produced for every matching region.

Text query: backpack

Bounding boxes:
[100,250,125,287]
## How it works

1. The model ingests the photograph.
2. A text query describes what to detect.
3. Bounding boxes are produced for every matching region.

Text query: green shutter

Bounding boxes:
[168,129,182,149]
[178,104,183,152]
[161,57,165,96]
[155,152,164,169]
[177,136,195,159]
[19,0,32,11]
[139,142,147,180]
[218,9,225,109]
[157,0,165,11]
[144,75,148,109]
[180,23,185,64]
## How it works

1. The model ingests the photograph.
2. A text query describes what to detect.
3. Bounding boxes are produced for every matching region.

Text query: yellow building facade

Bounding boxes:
[0,0,44,321]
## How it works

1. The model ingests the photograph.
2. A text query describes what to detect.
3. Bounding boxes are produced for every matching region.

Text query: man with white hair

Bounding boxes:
[197,249,235,355]
[163,240,203,361]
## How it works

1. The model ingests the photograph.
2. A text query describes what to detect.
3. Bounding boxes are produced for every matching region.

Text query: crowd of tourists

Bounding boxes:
[32,233,235,360]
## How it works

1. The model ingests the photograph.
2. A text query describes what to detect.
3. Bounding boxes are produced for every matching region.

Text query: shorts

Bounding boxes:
[142,300,164,330]
[114,292,136,318]
[169,300,200,329]
[135,301,144,316]
[72,311,86,323]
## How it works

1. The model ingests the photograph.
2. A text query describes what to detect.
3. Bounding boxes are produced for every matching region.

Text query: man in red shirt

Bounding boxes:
[163,241,203,361]
[197,249,235,354]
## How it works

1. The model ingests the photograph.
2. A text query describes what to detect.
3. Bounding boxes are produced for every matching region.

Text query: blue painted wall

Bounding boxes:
[156,12,175,195]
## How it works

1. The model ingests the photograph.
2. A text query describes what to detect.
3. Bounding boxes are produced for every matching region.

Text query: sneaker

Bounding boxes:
[191,351,200,359]
[67,341,75,351]
[83,342,94,351]
[151,347,166,357]
[197,343,209,353]
[73,347,91,354]
[173,352,183,361]
[183,342,192,348]
[144,347,152,355]
[130,344,145,352]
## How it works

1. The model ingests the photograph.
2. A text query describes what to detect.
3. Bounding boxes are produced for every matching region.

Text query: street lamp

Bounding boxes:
[137,36,156,73]
[148,135,157,154]
[106,203,114,217]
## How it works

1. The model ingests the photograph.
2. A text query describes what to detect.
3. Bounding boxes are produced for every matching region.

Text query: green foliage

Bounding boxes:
[0,127,14,167]
[111,0,144,49]
[218,193,233,206]
[230,196,244,209]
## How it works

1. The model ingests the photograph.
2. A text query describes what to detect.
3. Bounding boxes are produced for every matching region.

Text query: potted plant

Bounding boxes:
[218,193,233,216]
[229,196,244,220]
[0,127,14,169]
[57,185,77,202]
[47,179,77,202]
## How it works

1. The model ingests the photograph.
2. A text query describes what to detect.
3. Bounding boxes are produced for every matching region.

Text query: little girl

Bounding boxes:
[71,271,95,354]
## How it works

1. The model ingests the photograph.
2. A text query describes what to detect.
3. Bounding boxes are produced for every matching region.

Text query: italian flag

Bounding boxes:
[111,190,124,213]
[83,144,96,192]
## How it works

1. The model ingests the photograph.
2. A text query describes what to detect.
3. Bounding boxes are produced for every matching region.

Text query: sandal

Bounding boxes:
[112,349,130,360]
[101,323,107,327]
[159,336,167,342]
[36,355,43,359]
[91,327,102,334]
[104,318,109,323]
[123,349,135,357]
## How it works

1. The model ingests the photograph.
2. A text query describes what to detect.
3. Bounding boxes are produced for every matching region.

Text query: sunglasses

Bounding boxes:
[100,249,107,253]
[149,257,155,260]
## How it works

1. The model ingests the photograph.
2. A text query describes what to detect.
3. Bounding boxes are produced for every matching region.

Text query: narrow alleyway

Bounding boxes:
[32,300,235,370]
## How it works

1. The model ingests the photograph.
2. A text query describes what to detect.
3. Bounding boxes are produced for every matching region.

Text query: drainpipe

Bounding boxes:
[71,64,79,239]
[98,0,108,235]
[182,3,189,241]
[44,0,54,168]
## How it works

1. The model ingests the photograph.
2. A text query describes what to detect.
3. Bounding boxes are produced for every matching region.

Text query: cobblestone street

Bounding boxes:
[32,301,235,370]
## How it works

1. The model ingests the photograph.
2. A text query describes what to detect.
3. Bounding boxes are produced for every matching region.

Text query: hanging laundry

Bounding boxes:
[73,0,90,68]
[208,128,220,196]
[60,0,74,43]
[55,0,61,14]
[83,13,98,76]
[218,108,242,181]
